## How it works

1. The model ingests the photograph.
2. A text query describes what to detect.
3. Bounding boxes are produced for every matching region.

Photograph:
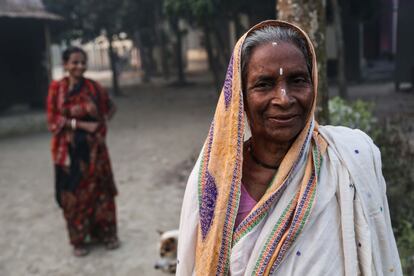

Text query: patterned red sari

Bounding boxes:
[47,77,118,246]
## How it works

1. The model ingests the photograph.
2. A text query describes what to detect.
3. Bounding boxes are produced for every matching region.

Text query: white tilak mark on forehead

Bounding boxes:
[272,42,278,46]
[279,68,283,76]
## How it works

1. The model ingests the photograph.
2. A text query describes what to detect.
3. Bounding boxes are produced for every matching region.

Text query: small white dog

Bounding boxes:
[154,229,179,274]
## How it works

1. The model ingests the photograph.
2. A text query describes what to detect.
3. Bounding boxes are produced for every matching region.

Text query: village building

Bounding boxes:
[0,0,60,111]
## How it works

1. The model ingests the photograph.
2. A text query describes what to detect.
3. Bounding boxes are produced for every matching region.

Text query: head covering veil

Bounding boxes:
[194,20,327,275]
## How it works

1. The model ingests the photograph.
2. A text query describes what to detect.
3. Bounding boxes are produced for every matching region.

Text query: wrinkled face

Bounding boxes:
[244,41,313,144]
[64,52,87,79]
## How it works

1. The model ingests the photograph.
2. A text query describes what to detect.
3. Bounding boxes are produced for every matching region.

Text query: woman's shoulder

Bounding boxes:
[83,78,101,87]
[319,126,386,196]
[318,125,381,171]
[83,78,105,92]
[49,78,67,92]
[318,125,375,150]
[319,125,383,180]
[50,77,69,86]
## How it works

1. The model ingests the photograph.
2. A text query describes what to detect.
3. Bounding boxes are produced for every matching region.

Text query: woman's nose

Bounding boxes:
[270,84,293,107]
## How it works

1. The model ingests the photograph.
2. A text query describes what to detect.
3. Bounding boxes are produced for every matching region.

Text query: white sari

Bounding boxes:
[177,126,402,275]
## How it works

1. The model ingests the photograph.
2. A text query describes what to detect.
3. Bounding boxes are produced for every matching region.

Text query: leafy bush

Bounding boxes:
[328,96,379,138]
[329,96,414,274]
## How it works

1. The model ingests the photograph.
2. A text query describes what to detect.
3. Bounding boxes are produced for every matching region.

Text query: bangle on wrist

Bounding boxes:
[71,119,77,130]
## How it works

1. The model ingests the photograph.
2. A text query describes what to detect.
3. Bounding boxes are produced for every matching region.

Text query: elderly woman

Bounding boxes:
[177,20,401,275]
[47,47,119,256]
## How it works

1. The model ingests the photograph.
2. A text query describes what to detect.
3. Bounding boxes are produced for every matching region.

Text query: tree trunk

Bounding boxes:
[153,2,170,80]
[234,13,244,38]
[107,35,121,96]
[203,24,222,92]
[202,19,232,94]
[331,0,347,99]
[159,28,170,80]
[133,31,151,83]
[170,18,186,84]
[209,19,232,94]
[211,19,231,72]
[276,0,329,124]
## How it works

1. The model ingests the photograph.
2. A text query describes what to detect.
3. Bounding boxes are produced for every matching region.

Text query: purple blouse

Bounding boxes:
[235,183,257,229]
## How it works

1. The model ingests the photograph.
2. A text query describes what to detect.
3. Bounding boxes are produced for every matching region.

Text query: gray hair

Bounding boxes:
[241,25,313,91]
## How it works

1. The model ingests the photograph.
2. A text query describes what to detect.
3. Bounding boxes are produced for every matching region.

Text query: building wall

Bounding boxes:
[0,18,49,111]
[395,0,414,86]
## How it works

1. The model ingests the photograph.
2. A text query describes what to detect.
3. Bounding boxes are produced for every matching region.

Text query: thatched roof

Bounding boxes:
[0,0,61,20]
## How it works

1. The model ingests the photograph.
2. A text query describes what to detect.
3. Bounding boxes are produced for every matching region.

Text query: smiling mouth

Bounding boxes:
[267,115,298,124]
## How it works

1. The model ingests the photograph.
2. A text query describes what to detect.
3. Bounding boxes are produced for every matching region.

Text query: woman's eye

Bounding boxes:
[290,77,311,88]
[255,81,272,89]
[294,77,306,83]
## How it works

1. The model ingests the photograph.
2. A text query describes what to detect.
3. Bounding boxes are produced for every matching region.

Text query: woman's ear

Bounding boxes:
[242,90,248,111]
[243,111,252,141]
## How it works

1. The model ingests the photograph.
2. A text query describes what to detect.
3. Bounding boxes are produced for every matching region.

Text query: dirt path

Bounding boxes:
[0,80,216,276]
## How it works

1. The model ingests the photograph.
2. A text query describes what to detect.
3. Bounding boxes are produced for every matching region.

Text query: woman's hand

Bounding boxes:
[69,105,83,117]
[85,102,99,118]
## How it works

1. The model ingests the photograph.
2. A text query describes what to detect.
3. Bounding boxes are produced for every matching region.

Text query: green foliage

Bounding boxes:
[44,0,134,42]
[329,96,414,273]
[163,0,225,25]
[120,0,162,36]
[43,0,87,42]
[397,220,414,272]
[163,0,274,26]
[328,96,379,138]
[377,122,414,274]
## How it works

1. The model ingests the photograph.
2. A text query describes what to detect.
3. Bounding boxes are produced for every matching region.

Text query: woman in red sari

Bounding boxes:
[47,47,119,256]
